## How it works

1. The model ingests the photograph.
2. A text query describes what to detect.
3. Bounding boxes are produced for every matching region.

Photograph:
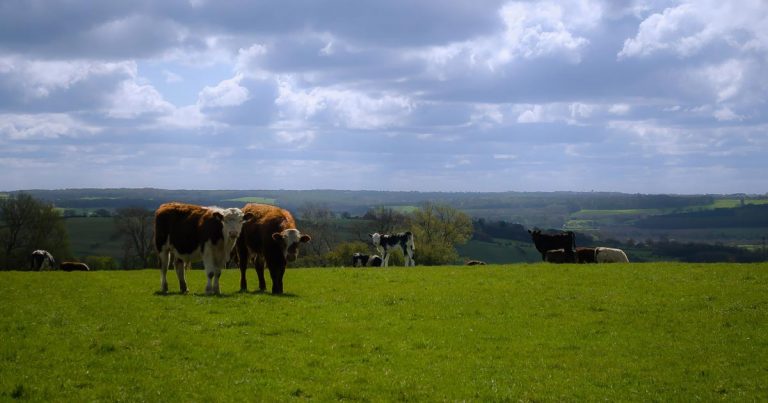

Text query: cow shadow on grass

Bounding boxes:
[244,290,300,298]
[153,290,299,298]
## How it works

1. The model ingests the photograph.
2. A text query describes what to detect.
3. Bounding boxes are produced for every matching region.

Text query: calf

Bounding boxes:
[60,262,89,271]
[369,232,416,267]
[595,247,630,263]
[352,253,370,267]
[545,249,577,263]
[235,204,311,294]
[368,255,383,267]
[575,247,597,263]
[154,202,250,294]
[30,250,55,271]
[528,229,576,261]
[466,260,487,266]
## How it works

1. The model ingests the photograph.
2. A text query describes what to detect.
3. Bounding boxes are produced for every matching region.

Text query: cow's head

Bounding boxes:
[272,229,311,262]
[213,208,253,240]
[368,232,381,247]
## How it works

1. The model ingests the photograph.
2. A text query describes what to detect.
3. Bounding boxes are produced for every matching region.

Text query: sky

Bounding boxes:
[1,0,767,194]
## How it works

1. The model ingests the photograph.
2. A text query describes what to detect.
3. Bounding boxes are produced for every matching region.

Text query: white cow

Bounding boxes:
[154,203,251,294]
[595,247,630,263]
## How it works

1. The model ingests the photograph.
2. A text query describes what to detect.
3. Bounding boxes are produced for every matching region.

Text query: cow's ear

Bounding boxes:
[272,232,283,241]
[300,234,311,243]
[213,212,223,221]
[243,212,254,221]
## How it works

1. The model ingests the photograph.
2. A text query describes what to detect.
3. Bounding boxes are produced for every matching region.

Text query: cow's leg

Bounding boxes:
[255,256,267,292]
[405,246,415,267]
[213,268,222,295]
[381,251,390,267]
[237,244,249,292]
[174,259,188,293]
[268,263,285,295]
[159,251,170,293]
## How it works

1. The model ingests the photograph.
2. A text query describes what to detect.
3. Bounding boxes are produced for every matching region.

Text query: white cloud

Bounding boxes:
[619,0,768,59]
[517,105,544,123]
[275,77,413,130]
[419,0,601,74]
[0,113,99,140]
[275,130,316,148]
[713,106,743,122]
[0,56,135,100]
[107,80,175,119]
[609,104,631,115]
[197,74,250,108]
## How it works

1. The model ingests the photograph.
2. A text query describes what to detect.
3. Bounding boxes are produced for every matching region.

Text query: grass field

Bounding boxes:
[2,263,767,401]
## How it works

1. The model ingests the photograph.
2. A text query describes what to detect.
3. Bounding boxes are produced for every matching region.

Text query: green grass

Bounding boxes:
[2,263,768,401]
[225,197,278,204]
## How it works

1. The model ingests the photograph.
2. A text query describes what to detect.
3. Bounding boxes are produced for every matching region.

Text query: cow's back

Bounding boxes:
[154,202,208,255]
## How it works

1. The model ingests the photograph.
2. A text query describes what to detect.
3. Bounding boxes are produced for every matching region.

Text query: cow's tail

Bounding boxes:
[153,214,167,253]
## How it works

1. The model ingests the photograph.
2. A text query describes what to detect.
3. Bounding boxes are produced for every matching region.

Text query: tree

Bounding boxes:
[298,202,337,256]
[364,207,408,235]
[114,207,155,269]
[410,202,473,265]
[0,193,70,270]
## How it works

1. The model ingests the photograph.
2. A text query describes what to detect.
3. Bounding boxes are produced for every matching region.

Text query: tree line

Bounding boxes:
[1,194,474,270]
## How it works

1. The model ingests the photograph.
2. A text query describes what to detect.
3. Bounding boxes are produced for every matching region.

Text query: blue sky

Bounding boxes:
[1,0,766,194]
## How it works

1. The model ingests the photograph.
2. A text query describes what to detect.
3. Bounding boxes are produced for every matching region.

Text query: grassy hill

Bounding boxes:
[2,263,767,401]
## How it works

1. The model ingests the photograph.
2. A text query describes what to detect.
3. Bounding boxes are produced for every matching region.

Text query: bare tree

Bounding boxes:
[114,207,154,269]
[364,207,408,234]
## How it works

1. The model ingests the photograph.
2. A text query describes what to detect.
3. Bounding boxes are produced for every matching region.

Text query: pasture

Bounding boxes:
[2,263,767,401]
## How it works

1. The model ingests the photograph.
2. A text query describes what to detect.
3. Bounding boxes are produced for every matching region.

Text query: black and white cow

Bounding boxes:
[30,250,55,271]
[369,232,415,267]
[352,253,383,267]
[352,253,370,267]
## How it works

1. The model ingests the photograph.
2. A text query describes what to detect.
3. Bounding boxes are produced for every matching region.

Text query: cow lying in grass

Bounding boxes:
[60,262,89,271]
[595,247,630,263]
[352,253,382,267]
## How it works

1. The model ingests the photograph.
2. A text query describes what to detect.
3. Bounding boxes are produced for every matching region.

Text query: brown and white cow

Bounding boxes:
[154,202,251,294]
[545,249,577,263]
[235,204,311,294]
[575,247,597,263]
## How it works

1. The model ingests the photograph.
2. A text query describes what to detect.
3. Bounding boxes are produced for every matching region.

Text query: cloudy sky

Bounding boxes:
[1,0,766,194]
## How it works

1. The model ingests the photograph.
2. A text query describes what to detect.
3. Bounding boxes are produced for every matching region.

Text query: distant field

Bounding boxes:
[711,198,768,208]
[1,263,767,401]
[224,197,277,204]
[457,239,539,263]
[64,217,123,259]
